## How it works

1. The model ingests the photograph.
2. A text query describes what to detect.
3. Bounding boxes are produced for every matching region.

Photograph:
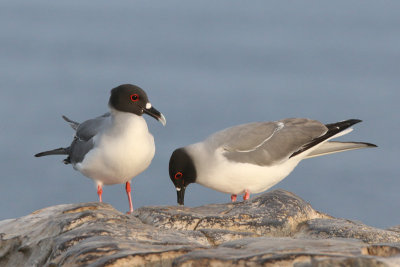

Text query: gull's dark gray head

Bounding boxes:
[109,84,166,125]
[169,147,197,205]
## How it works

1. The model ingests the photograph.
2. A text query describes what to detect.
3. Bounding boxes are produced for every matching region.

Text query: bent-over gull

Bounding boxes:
[169,118,376,205]
[35,84,166,213]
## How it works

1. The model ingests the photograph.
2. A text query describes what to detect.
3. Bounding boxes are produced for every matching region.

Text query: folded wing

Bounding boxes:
[213,118,328,166]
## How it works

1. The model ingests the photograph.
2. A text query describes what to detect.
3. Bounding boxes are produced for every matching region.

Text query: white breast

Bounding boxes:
[189,143,301,195]
[76,112,155,185]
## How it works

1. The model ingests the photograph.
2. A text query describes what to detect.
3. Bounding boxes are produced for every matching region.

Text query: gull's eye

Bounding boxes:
[130,94,139,102]
[174,172,183,179]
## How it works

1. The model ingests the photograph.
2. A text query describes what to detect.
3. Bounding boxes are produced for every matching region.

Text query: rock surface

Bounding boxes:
[0,189,399,266]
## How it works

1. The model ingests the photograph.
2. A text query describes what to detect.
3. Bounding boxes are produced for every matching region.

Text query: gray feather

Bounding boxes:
[75,113,110,141]
[67,113,110,164]
[208,118,327,166]
[68,138,95,164]
[34,147,69,157]
[62,115,80,130]
[35,113,111,164]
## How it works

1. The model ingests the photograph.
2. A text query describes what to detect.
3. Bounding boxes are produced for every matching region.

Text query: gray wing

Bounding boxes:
[62,115,79,130]
[68,113,111,164]
[75,113,111,141]
[209,118,327,166]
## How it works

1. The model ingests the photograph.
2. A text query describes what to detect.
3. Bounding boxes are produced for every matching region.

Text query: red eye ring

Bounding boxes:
[130,94,139,102]
[174,172,183,179]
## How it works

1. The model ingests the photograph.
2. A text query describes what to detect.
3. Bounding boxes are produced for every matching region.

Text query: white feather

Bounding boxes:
[76,110,155,185]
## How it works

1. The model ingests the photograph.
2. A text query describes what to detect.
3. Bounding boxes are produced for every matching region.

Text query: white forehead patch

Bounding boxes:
[176,187,181,192]
[146,103,152,109]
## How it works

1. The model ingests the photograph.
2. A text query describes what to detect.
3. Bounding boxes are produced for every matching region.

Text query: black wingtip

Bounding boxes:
[290,118,370,158]
[331,121,379,150]
[324,119,363,131]
[346,119,362,125]
[334,119,362,127]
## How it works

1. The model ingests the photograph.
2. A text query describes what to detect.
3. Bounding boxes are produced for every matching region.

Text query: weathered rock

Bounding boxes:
[295,218,400,244]
[174,238,400,266]
[387,225,400,233]
[136,190,331,235]
[0,203,207,266]
[0,189,399,266]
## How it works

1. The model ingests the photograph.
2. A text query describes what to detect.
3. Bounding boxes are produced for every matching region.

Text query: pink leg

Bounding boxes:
[97,184,103,203]
[243,189,250,201]
[231,194,237,202]
[126,181,133,214]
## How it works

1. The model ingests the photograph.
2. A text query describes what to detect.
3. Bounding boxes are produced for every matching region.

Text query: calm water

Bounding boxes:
[0,1,399,228]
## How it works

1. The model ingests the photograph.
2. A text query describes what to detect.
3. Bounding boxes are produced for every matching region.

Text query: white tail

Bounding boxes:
[305,141,376,159]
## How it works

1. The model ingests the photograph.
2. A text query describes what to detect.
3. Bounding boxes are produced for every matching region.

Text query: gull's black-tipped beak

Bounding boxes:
[143,104,166,126]
[177,187,186,206]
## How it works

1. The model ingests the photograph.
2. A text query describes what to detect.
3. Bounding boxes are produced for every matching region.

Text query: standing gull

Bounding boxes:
[35,84,166,213]
[169,118,376,205]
